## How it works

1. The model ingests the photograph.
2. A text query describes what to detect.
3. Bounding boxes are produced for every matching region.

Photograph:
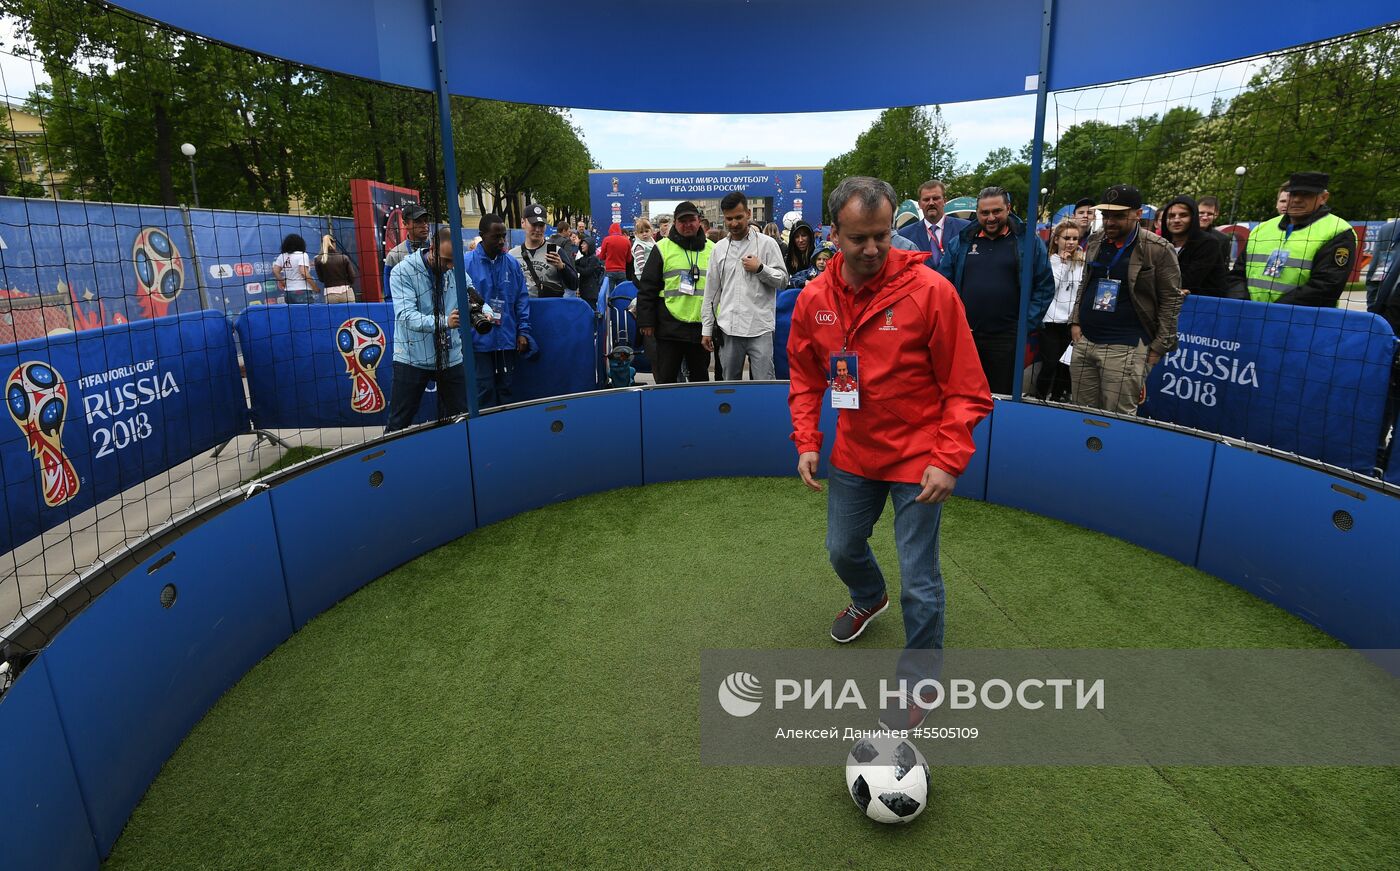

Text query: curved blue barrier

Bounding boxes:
[3,386,1398,869]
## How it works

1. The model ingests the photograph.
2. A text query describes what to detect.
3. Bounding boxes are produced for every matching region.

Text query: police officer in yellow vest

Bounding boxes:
[637,201,716,383]
[1229,172,1357,307]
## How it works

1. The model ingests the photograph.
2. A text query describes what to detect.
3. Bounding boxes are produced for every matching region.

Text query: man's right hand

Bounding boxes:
[797,452,821,492]
[447,309,460,329]
[701,335,714,352]
[1070,325,1082,343]
[640,326,655,338]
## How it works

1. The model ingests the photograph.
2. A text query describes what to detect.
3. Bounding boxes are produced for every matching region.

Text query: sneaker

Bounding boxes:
[878,690,938,732]
[830,594,889,643]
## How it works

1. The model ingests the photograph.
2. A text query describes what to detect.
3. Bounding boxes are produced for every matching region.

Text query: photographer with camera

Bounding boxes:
[386,226,474,431]
[510,203,578,297]
[464,213,535,408]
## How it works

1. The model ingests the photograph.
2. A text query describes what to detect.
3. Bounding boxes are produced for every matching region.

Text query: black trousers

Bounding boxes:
[973,329,1018,395]
[654,338,711,384]
[386,361,469,432]
[1036,322,1073,401]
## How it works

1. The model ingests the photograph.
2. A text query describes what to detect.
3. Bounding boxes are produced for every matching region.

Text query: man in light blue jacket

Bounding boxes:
[386,227,471,431]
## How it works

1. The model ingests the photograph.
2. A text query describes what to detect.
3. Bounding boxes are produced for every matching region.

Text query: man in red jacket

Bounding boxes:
[788,176,991,726]
[598,223,632,289]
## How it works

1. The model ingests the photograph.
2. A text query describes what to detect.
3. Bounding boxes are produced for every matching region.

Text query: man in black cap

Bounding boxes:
[1068,184,1182,414]
[1230,172,1357,307]
[636,200,715,383]
[509,203,578,298]
[384,203,431,269]
[1073,197,1096,243]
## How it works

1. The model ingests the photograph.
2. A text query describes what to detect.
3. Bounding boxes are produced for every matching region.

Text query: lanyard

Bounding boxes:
[837,286,878,354]
[1100,228,1137,274]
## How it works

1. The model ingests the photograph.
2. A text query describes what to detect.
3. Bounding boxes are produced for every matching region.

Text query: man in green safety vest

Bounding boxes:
[637,200,716,382]
[1228,172,1357,307]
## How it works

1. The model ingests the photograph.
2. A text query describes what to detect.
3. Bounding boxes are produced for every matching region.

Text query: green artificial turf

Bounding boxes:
[105,478,1399,870]
[243,445,330,483]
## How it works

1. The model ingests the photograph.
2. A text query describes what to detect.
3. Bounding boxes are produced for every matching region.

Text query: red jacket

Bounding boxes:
[599,225,631,273]
[787,247,992,484]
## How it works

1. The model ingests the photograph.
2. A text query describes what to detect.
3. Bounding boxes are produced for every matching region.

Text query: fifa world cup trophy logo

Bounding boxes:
[335,318,387,413]
[131,227,186,320]
[6,362,80,507]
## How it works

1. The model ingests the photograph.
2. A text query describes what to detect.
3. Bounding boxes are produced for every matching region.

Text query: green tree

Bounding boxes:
[823,106,957,220]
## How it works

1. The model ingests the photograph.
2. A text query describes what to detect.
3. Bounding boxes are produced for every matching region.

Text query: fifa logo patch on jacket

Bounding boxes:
[878,308,897,331]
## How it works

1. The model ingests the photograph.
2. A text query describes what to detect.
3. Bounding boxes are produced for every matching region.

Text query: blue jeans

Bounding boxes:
[826,465,946,661]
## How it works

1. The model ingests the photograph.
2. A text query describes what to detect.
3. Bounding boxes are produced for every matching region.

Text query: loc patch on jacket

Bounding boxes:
[1092,279,1121,313]
[1263,248,1290,278]
[830,354,859,409]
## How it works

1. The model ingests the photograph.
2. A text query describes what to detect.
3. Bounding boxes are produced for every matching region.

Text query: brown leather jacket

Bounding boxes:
[1070,228,1183,355]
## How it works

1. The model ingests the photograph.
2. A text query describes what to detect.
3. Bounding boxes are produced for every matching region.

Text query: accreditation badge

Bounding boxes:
[1092,279,1121,313]
[829,353,860,409]
[1263,248,1290,278]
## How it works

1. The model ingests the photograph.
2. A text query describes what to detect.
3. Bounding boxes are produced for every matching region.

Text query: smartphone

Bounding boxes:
[546,243,557,256]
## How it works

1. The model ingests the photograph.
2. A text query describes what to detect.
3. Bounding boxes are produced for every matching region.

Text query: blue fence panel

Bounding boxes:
[1143,296,1396,473]
[1197,445,1400,648]
[235,302,439,429]
[774,287,799,380]
[957,411,992,501]
[509,297,603,402]
[0,197,199,331]
[986,402,1214,565]
[271,423,474,628]
[187,210,342,316]
[0,656,99,871]
[470,390,642,526]
[42,493,293,854]
[0,310,248,554]
[641,383,795,483]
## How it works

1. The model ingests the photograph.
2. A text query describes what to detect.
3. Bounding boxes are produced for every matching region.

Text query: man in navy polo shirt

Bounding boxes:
[938,186,1053,394]
[1069,184,1183,413]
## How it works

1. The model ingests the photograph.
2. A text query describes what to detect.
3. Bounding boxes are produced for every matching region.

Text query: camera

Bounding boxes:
[466,291,493,334]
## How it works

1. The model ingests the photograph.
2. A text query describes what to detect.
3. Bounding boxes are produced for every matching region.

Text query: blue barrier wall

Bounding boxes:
[0,310,248,554]
[1143,296,1397,473]
[41,493,292,854]
[3,388,1399,868]
[1198,445,1400,649]
[0,656,99,870]
[469,390,642,526]
[271,423,475,628]
[986,401,1215,565]
[188,209,343,316]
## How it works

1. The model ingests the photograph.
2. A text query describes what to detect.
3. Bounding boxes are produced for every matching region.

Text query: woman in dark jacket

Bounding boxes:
[574,236,604,305]
[785,220,815,277]
[1159,195,1229,297]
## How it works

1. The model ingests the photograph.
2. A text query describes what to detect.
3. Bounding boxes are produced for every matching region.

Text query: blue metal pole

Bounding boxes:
[1012,0,1055,401]
[430,0,478,417]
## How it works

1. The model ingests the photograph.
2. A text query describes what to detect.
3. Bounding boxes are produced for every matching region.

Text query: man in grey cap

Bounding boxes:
[1229,172,1357,307]
[510,203,579,298]
[384,203,432,269]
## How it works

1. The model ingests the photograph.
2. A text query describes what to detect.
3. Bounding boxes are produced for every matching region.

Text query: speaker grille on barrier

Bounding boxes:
[550,420,565,433]
[1332,510,1354,532]
[369,470,384,488]
[718,403,732,414]
[1086,437,1103,452]
[160,584,178,609]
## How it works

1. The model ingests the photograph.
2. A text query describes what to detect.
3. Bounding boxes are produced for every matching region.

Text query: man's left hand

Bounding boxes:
[1146,349,1162,369]
[516,334,530,353]
[916,465,956,504]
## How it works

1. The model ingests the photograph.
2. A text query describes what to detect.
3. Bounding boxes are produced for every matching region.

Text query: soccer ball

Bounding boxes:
[782,210,804,231]
[844,733,930,824]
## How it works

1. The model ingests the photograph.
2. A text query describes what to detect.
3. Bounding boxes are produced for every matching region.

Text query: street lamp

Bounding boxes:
[180,142,200,208]
[1227,165,1246,227]
[1040,187,1049,221]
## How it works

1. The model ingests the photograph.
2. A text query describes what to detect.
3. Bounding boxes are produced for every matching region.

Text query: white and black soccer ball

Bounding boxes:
[782,210,804,231]
[844,733,930,824]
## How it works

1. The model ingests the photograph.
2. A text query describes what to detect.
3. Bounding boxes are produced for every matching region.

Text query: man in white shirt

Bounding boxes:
[701,191,787,380]
[895,179,969,270]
